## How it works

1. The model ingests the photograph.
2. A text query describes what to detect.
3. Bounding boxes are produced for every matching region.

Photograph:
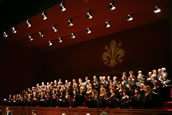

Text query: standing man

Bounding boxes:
[5,107,12,115]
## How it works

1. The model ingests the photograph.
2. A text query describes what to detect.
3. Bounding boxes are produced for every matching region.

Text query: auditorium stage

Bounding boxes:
[0,106,172,115]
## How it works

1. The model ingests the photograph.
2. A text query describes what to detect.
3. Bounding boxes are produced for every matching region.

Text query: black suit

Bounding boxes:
[0,110,2,115]
[5,111,12,115]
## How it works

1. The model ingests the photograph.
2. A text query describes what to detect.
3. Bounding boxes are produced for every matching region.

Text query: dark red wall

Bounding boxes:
[0,40,42,104]
[43,19,171,80]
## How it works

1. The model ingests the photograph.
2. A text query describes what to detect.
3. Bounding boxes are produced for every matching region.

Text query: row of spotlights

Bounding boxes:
[41,1,67,21]
[48,33,76,46]
[42,1,67,21]
[44,1,114,21]
[24,1,66,28]
[3,5,161,38]
[48,37,62,47]
[27,26,91,43]
[24,5,161,28]
[48,37,62,46]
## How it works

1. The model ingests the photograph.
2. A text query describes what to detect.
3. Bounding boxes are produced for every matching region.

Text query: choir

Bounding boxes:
[4,67,171,109]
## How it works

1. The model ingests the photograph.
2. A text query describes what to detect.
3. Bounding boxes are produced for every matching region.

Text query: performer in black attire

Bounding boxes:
[99,86,106,108]
[132,87,142,109]
[107,89,119,108]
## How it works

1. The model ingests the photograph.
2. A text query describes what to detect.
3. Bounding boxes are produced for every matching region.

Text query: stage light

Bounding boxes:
[154,6,161,14]
[71,33,75,39]
[86,113,90,115]
[109,2,116,10]
[86,27,91,34]
[87,11,93,19]
[60,1,66,12]
[42,10,47,20]
[58,37,63,43]
[105,21,110,28]
[48,41,53,46]
[52,25,57,32]
[68,18,73,26]
[3,31,8,38]
[127,14,133,21]
[26,19,31,28]
[39,31,44,37]
[28,35,33,41]
[12,26,17,34]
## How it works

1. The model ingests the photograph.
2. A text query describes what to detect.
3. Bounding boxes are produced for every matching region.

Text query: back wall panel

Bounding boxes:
[43,19,171,81]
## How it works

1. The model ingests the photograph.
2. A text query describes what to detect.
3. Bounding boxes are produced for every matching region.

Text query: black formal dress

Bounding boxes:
[132,93,142,109]
[107,94,119,108]
[99,95,106,108]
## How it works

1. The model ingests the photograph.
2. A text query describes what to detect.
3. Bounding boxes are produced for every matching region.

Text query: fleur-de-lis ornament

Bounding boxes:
[102,40,125,68]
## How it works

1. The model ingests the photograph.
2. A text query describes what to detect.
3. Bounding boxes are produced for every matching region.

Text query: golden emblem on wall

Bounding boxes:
[102,40,125,68]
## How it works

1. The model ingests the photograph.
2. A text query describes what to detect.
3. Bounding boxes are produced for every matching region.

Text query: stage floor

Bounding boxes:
[0,106,172,115]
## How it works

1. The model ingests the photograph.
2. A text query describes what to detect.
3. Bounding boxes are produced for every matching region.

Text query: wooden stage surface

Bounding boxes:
[0,106,172,115]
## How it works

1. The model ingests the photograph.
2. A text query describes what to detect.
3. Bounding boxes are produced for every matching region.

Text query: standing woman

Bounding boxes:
[120,91,130,109]
[143,85,152,109]
[86,86,93,107]
[107,89,119,108]
[99,85,107,108]
[90,90,98,108]
[64,91,70,107]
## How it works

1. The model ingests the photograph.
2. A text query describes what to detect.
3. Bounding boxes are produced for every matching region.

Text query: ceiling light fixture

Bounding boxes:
[87,11,93,19]
[3,31,8,38]
[109,2,116,10]
[86,27,91,34]
[60,1,66,12]
[48,41,53,46]
[52,25,57,32]
[154,5,161,14]
[28,35,33,41]
[71,33,75,39]
[68,18,73,26]
[58,37,63,43]
[105,21,110,28]
[12,26,17,34]
[26,19,31,28]
[42,10,47,20]
[127,14,133,21]
[39,31,44,37]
